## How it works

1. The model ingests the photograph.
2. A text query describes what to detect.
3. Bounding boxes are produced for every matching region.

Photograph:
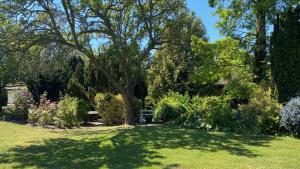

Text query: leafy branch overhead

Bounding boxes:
[191,36,253,84]
[0,0,187,124]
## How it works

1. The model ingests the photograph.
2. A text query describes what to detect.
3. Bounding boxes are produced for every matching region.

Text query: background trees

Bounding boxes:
[148,12,207,99]
[270,6,300,102]
[208,0,298,83]
[19,44,81,102]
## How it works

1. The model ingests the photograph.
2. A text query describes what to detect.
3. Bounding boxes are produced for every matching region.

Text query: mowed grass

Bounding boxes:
[1,122,300,169]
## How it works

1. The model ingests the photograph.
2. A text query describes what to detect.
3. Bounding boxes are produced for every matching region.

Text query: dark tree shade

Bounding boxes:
[0,85,8,111]
[270,6,300,102]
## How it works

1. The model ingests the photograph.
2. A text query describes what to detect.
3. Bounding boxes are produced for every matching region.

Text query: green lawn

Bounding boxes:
[0,122,300,169]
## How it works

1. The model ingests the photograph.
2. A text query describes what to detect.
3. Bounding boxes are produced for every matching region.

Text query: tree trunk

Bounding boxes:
[123,92,136,125]
[254,9,267,83]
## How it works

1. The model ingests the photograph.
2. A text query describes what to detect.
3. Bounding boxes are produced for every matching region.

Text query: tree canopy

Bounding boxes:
[148,11,207,99]
[0,0,186,124]
[208,0,298,83]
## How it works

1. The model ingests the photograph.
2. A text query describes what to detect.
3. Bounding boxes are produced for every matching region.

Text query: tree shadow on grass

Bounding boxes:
[0,126,276,169]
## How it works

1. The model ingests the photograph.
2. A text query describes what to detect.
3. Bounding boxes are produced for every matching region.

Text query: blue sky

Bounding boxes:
[186,0,222,42]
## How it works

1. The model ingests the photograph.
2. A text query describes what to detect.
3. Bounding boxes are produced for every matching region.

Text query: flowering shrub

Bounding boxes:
[29,103,58,126]
[28,94,58,126]
[29,93,90,128]
[281,97,300,136]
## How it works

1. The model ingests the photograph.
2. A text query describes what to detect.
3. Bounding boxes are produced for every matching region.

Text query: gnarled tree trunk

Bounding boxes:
[122,92,136,125]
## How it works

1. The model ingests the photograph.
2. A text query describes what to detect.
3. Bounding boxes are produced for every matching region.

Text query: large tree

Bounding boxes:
[148,12,207,100]
[0,0,185,125]
[270,6,300,102]
[208,0,297,83]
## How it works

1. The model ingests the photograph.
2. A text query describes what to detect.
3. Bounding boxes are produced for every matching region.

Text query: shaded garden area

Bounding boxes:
[1,122,300,169]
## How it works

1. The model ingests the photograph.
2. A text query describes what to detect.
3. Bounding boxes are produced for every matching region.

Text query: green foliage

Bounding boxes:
[77,99,92,123]
[1,0,187,125]
[55,96,80,128]
[14,91,33,120]
[0,17,20,85]
[199,96,235,131]
[191,37,253,84]
[28,93,58,126]
[28,93,90,127]
[94,93,113,112]
[209,0,297,42]
[178,96,212,130]
[1,107,26,121]
[67,77,88,101]
[270,7,300,102]
[209,0,299,82]
[223,80,257,100]
[28,108,39,124]
[153,87,282,134]
[2,122,300,169]
[238,88,282,134]
[95,93,125,125]
[28,103,58,126]
[148,12,207,99]
[154,92,190,123]
[21,45,79,102]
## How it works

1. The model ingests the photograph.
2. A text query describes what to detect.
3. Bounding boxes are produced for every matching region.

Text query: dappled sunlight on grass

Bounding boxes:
[0,122,300,169]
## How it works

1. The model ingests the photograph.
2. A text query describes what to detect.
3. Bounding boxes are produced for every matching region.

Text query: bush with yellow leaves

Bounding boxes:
[95,93,125,125]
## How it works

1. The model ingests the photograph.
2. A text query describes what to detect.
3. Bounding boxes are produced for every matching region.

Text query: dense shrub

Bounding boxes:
[95,93,125,125]
[280,97,300,136]
[29,103,58,126]
[28,94,58,126]
[179,96,211,130]
[28,93,90,127]
[238,89,282,134]
[55,95,81,128]
[67,77,88,101]
[159,94,234,131]
[1,106,24,121]
[200,96,235,131]
[223,80,256,100]
[154,92,189,123]
[77,99,92,123]
[152,87,282,134]
[95,92,112,111]
[28,108,40,124]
